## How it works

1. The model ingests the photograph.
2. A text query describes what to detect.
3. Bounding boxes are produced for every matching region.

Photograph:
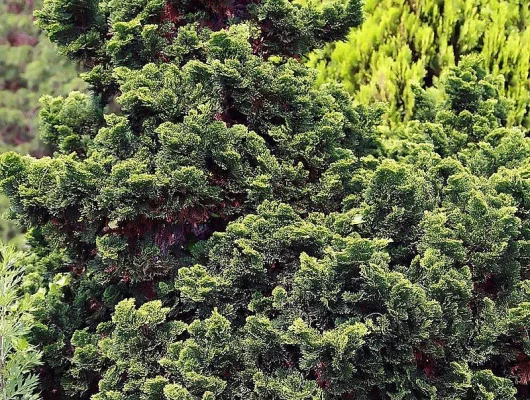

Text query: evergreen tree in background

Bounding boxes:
[3,1,530,399]
[0,0,85,247]
[0,0,84,152]
[309,0,530,127]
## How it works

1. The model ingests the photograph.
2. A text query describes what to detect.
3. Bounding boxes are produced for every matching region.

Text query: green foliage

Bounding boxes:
[1,0,372,289]
[0,0,84,152]
[0,244,41,400]
[2,1,530,399]
[0,0,85,248]
[310,0,530,127]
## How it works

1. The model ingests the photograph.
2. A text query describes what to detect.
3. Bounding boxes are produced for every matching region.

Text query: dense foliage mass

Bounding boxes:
[2,1,530,399]
[310,0,530,127]
[0,0,85,247]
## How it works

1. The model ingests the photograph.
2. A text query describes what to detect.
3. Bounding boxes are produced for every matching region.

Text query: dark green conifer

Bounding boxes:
[0,0,84,248]
[2,1,530,399]
[1,0,371,397]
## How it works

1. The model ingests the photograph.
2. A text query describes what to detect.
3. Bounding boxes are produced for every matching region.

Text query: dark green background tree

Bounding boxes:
[0,0,84,153]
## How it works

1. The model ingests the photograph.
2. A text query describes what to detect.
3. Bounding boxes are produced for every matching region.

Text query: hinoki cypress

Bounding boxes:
[1,1,530,399]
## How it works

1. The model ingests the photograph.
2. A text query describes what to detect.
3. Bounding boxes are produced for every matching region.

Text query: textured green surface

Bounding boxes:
[0,0,85,248]
[2,1,530,399]
[310,0,530,127]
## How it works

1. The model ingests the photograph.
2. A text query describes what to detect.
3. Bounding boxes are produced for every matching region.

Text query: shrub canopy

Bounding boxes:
[310,0,530,127]
[2,1,530,400]
[0,0,85,248]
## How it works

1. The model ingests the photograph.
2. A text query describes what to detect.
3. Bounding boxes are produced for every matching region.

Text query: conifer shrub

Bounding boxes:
[0,0,85,248]
[2,1,530,399]
[309,0,530,127]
